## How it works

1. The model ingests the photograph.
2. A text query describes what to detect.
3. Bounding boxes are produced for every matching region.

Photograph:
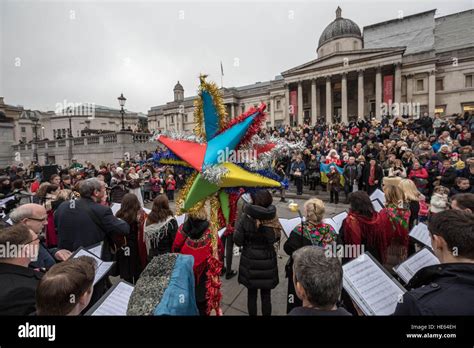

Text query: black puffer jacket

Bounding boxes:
[234,204,279,290]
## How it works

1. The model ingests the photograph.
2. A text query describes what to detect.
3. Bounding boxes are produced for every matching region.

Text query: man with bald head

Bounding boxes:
[9,203,71,270]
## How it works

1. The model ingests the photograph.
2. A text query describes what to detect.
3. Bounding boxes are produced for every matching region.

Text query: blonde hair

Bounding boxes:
[399,179,420,202]
[304,198,325,224]
[188,206,208,221]
[384,185,405,207]
[56,189,73,201]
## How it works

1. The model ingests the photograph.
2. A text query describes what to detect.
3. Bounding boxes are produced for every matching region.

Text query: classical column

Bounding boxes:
[406,74,414,105]
[358,69,364,120]
[325,76,332,125]
[311,78,317,126]
[284,84,290,124]
[297,81,303,125]
[428,69,436,116]
[394,62,402,104]
[375,66,382,119]
[341,72,348,124]
[270,98,275,127]
[164,115,168,131]
[230,103,235,119]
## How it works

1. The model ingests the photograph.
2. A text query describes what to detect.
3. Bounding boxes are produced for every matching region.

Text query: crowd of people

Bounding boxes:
[0,111,473,316]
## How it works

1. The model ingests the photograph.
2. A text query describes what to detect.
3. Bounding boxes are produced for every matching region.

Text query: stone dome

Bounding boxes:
[173,81,184,92]
[318,7,362,48]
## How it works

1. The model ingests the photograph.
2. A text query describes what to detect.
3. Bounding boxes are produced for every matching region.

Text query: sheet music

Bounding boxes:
[409,223,432,249]
[343,253,405,315]
[371,199,384,213]
[331,211,348,231]
[175,214,186,226]
[218,227,226,238]
[278,217,303,238]
[0,196,16,207]
[111,203,121,216]
[370,189,386,205]
[87,243,103,258]
[394,248,439,284]
[90,281,134,316]
[73,249,114,285]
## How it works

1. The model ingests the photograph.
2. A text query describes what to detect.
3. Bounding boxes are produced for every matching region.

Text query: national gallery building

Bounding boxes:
[148,7,474,131]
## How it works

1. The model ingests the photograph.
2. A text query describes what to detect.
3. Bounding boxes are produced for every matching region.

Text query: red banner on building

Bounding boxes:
[289,90,297,116]
[383,75,394,104]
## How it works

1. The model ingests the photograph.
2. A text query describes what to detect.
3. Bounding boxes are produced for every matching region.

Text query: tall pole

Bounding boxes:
[68,115,72,137]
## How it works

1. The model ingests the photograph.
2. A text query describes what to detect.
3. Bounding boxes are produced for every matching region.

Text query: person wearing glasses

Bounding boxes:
[9,203,72,270]
[0,224,43,315]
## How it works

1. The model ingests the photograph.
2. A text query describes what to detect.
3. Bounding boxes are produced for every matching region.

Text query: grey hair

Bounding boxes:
[293,246,343,308]
[9,205,34,224]
[79,178,102,199]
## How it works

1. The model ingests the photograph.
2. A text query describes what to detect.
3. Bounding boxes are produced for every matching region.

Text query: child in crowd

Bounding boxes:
[165,174,176,202]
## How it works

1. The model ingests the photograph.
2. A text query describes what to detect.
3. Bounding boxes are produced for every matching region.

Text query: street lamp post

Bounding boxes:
[33,119,39,162]
[118,93,127,131]
[68,115,72,137]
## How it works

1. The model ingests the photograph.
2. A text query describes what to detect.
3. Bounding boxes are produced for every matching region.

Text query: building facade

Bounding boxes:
[148,7,474,130]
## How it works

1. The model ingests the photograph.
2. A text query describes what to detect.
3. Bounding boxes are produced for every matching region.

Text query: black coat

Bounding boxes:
[0,263,43,315]
[54,198,129,261]
[362,164,384,187]
[394,263,474,315]
[234,204,279,290]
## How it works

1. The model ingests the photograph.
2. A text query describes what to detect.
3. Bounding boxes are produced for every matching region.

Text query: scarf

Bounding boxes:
[143,215,176,254]
[378,204,410,269]
[368,164,376,186]
[343,211,385,259]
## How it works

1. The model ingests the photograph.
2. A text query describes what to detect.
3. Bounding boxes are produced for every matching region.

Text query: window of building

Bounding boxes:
[416,79,424,92]
[21,126,26,133]
[157,120,160,128]
[276,99,281,110]
[335,42,340,52]
[267,102,271,112]
[435,105,446,116]
[353,41,358,50]
[303,93,308,104]
[21,137,26,143]
[466,74,473,88]
[184,114,188,123]
[171,116,174,124]
[436,79,444,91]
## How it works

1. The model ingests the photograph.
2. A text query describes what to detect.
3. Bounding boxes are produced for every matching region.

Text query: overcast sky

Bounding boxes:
[0,0,472,113]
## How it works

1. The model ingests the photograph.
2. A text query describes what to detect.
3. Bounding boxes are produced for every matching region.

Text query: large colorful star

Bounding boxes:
[156,75,281,219]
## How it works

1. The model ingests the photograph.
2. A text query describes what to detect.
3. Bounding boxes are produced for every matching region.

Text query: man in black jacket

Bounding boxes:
[55,178,129,261]
[394,210,474,315]
[0,224,43,315]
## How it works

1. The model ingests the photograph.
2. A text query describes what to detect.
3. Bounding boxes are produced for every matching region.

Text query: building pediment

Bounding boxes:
[282,47,406,77]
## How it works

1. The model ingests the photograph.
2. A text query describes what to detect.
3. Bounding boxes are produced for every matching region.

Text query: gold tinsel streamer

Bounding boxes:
[193,74,228,140]
[175,172,204,216]
[209,196,220,257]
[159,159,192,167]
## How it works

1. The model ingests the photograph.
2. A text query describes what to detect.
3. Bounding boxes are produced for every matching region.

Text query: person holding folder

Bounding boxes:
[394,210,474,315]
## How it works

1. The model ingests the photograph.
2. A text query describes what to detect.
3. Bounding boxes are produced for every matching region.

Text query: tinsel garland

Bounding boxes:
[206,196,223,315]
[223,192,241,237]
[201,165,229,185]
[213,104,267,150]
[155,131,203,143]
[194,74,227,140]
